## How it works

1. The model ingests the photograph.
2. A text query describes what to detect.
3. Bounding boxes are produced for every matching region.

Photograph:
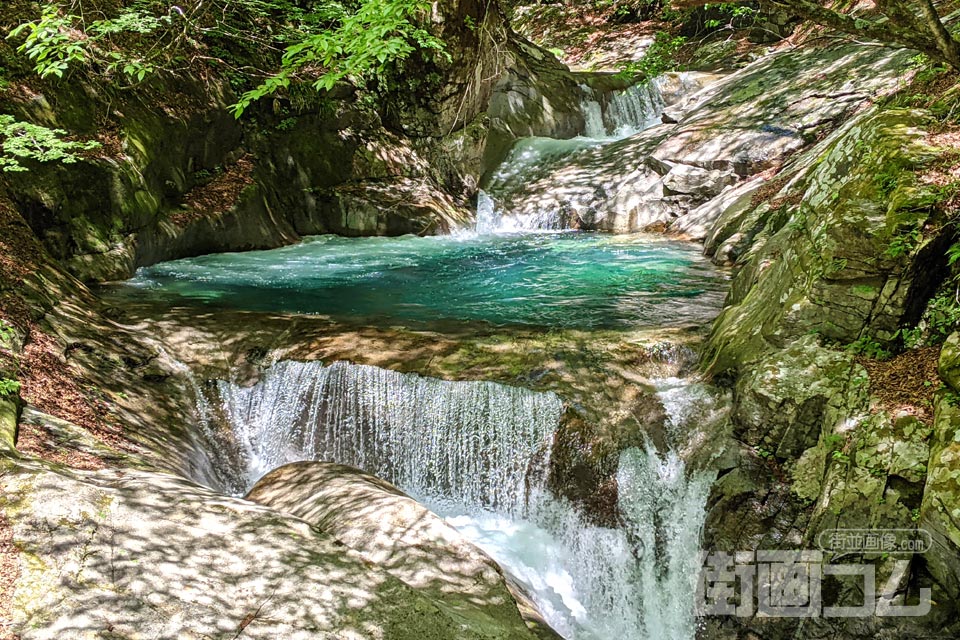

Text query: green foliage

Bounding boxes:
[948,241,960,268]
[925,285,960,342]
[275,116,298,131]
[0,378,20,397]
[831,449,851,464]
[7,4,88,80]
[0,115,100,172]
[7,2,172,83]
[874,168,900,198]
[823,433,845,451]
[700,3,758,31]
[846,336,891,360]
[609,0,664,24]
[88,6,170,36]
[0,321,14,345]
[946,389,960,407]
[232,0,446,116]
[884,225,923,259]
[616,31,687,83]
[894,326,924,349]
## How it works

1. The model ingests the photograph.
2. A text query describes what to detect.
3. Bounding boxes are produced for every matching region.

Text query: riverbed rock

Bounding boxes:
[2,461,555,640]
[669,174,764,243]
[661,163,737,198]
[247,461,561,640]
[491,39,913,233]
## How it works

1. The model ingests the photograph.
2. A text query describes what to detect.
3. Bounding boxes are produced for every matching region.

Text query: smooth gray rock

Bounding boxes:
[247,462,561,639]
[3,463,550,640]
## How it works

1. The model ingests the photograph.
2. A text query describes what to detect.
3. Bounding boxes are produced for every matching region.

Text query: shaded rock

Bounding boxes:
[732,336,869,460]
[3,462,554,640]
[312,177,472,236]
[548,393,668,526]
[247,461,561,640]
[670,174,764,243]
[920,391,960,606]
[939,332,960,392]
[661,163,737,198]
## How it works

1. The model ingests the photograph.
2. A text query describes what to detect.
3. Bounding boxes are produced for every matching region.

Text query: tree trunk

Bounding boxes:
[916,0,960,69]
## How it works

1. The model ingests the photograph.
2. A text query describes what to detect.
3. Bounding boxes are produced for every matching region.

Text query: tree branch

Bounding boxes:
[670,0,960,69]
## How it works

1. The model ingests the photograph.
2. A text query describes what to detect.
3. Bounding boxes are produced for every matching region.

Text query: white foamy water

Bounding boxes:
[198,358,718,639]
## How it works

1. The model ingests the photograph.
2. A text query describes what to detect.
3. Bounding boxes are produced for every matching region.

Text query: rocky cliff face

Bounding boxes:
[695,98,960,640]
[0,0,596,284]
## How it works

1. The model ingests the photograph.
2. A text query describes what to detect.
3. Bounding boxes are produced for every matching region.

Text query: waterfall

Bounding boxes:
[424,378,722,640]
[618,448,716,639]
[603,82,666,137]
[579,85,608,139]
[481,76,684,234]
[195,359,719,639]
[210,360,563,512]
[577,77,677,141]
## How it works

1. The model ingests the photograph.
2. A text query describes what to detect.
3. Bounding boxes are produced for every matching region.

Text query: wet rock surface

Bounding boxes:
[491,41,913,233]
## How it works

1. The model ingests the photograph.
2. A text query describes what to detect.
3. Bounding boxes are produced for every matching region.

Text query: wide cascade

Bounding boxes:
[203,361,562,506]
[199,358,720,640]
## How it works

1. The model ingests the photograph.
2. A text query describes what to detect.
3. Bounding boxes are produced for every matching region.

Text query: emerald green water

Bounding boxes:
[115,233,726,330]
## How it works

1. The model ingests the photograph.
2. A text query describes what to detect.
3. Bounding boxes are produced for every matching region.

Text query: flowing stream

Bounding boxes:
[193,360,720,640]
[136,73,725,639]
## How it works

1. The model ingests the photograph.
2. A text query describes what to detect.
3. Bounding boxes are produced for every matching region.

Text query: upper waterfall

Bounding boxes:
[480,72,712,233]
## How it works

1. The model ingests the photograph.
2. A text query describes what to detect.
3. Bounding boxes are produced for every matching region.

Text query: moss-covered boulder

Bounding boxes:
[732,336,870,459]
[939,332,960,392]
[705,109,949,374]
[921,370,960,602]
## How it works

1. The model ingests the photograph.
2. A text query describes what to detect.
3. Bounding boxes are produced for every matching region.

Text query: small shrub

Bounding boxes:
[846,336,891,360]
[0,378,20,397]
[0,115,100,172]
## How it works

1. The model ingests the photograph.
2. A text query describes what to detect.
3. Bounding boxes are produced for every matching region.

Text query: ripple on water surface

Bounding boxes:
[116,232,727,330]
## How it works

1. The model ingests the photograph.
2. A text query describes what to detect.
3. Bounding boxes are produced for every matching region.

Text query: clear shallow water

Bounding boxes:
[117,232,725,330]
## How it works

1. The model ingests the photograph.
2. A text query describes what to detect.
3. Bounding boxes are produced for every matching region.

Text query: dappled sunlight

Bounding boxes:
[4,463,488,639]
[247,462,536,629]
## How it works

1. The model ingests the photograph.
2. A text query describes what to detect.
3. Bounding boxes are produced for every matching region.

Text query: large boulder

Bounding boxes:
[2,462,555,640]
[246,461,561,640]
[705,109,949,374]
[921,354,960,603]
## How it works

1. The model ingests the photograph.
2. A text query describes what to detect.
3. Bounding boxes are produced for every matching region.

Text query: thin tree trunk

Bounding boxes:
[916,0,960,69]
